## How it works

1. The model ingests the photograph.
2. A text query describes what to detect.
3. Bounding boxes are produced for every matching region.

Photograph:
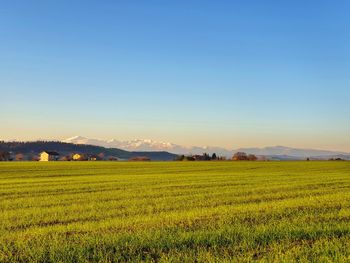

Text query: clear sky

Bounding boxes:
[1,1,350,151]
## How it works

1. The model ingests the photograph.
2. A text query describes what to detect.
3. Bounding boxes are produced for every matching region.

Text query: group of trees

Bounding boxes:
[0,151,11,161]
[232,152,258,161]
[60,153,105,161]
[329,157,345,161]
[0,150,110,162]
[0,151,40,161]
[176,152,259,161]
[176,153,225,161]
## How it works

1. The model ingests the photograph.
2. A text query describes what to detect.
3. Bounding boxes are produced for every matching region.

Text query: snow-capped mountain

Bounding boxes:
[63,136,233,156]
[64,136,184,152]
[63,136,350,159]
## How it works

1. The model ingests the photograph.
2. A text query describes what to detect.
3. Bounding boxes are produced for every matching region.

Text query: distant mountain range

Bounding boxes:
[63,136,350,160]
[235,146,350,160]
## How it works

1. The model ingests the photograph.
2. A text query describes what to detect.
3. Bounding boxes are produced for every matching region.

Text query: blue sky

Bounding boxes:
[1,1,350,151]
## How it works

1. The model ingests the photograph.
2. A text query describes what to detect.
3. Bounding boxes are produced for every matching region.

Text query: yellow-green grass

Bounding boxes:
[1,161,350,262]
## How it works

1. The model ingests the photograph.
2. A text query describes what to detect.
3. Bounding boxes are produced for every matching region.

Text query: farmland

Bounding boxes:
[1,161,350,262]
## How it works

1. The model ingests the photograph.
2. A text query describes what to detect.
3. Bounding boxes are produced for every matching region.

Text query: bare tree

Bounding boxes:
[248,154,258,161]
[15,153,24,161]
[232,152,248,161]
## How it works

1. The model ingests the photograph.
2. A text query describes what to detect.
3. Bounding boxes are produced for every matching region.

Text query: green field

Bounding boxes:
[1,161,350,262]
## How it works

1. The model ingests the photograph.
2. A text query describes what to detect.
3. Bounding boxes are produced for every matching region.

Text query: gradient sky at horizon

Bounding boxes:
[1,1,350,151]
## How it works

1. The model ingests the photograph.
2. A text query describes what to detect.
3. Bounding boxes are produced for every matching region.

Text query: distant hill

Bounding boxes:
[235,146,350,158]
[0,141,177,161]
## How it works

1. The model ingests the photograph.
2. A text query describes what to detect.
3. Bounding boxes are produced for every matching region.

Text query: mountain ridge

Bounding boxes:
[63,136,350,159]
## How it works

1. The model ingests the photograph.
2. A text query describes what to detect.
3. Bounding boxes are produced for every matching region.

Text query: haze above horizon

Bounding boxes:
[1,1,349,151]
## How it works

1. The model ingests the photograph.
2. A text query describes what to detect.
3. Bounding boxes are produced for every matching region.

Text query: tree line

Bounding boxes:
[175,152,258,161]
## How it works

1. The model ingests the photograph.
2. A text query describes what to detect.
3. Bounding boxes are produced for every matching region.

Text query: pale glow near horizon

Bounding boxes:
[1,2,349,152]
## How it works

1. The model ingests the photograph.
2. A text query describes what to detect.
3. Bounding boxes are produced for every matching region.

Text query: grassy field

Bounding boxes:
[1,161,350,262]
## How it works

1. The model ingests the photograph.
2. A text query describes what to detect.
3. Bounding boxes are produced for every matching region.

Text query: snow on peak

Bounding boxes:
[61,136,235,156]
[65,135,88,141]
[61,136,348,158]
